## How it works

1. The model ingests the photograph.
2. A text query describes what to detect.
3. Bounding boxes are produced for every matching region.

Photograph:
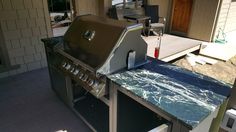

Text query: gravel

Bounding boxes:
[173,55,236,85]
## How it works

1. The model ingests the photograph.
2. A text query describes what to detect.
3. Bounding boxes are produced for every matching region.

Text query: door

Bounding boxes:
[171,0,193,34]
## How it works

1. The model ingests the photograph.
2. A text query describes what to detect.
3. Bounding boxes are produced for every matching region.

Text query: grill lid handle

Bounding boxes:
[127,50,136,70]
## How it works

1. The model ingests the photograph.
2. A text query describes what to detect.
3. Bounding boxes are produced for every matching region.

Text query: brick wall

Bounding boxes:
[0,0,52,78]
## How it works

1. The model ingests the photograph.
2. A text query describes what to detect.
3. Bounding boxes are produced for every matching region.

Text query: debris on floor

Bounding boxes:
[185,53,217,66]
[196,55,218,65]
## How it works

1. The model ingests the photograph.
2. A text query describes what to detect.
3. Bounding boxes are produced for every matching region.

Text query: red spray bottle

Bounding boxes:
[154,34,161,59]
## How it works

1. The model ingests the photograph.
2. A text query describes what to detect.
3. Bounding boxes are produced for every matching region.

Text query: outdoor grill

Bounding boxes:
[52,15,148,98]
[43,15,232,132]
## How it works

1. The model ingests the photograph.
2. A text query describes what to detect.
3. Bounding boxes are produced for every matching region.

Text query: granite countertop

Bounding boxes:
[43,36,232,129]
[108,58,231,129]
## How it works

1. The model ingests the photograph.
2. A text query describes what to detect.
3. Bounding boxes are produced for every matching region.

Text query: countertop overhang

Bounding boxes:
[108,57,231,129]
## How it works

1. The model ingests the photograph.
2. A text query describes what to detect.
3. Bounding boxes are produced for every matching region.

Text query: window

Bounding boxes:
[112,0,132,5]
[48,0,71,12]
[112,0,145,6]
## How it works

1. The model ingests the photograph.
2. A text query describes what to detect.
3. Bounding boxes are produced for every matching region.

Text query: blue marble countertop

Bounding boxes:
[108,58,231,129]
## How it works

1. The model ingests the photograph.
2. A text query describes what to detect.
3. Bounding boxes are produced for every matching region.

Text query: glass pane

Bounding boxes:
[112,0,123,5]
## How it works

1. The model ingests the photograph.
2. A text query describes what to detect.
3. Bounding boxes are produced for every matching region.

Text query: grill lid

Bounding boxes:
[63,15,147,75]
[64,15,136,69]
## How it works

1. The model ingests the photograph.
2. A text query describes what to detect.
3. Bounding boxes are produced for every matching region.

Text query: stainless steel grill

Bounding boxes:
[52,15,148,98]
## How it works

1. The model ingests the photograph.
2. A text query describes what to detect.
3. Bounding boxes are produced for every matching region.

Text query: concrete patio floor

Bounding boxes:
[0,68,91,132]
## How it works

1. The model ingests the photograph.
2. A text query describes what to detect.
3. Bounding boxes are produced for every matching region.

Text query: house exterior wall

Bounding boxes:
[98,0,112,17]
[187,0,221,41]
[149,0,234,42]
[0,0,52,78]
[147,0,221,41]
[75,0,99,16]
[147,0,171,32]
[74,0,111,17]
[214,0,236,40]
[147,0,170,19]
[225,1,236,32]
[215,0,231,35]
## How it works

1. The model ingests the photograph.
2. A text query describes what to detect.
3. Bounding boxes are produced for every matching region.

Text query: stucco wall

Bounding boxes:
[148,0,170,20]
[225,1,236,32]
[75,0,99,16]
[147,0,234,42]
[188,0,221,41]
[210,0,236,41]
[0,0,52,78]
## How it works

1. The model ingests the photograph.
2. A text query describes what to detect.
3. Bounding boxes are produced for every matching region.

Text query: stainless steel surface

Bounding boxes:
[56,15,147,98]
[64,15,141,70]
[64,15,147,75]
[44,15,151,132]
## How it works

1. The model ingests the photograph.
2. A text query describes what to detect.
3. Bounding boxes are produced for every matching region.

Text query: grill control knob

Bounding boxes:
[70,67,75,73]
[88,79,94,86]
[78,72,84,79]
[62,62,67,67]
[65,64,71,70]
[73,69,79,75]
[82,74,88,82]
[93,80,99,88]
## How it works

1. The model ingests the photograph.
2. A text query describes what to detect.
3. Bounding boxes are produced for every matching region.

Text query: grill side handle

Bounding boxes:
[96,24,147,75]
